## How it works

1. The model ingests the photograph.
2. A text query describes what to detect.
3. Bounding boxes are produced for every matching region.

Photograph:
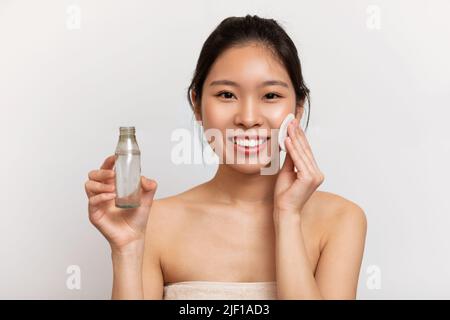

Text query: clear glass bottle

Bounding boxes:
[114,126,141,208]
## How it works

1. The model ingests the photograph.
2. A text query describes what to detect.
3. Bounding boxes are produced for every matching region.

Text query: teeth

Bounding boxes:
[233,138,266,147]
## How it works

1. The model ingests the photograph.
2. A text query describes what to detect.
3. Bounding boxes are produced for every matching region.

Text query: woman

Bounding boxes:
[84,15,367,300]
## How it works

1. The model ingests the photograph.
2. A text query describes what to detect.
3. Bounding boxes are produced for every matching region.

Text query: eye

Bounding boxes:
[264,92,282,100]
[216,91,236,100]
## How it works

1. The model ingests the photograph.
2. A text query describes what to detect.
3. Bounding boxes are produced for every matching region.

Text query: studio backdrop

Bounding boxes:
[1,0,449,299]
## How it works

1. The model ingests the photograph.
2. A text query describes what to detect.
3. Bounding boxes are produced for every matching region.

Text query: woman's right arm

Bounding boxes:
[111,240,146,299]
[84,154,161,299]
[111,208,165,300]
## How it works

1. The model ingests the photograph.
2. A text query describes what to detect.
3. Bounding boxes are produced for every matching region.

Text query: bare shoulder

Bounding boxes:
[150,183,205,214]
[146,183,206,234]
[143,184,209,272]
[305,191,367,245]
[142,191,190,265]
[308,191,366,218]
[147,193,188,230]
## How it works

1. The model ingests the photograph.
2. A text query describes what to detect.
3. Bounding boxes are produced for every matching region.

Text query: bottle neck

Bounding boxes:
[119,134,136,141]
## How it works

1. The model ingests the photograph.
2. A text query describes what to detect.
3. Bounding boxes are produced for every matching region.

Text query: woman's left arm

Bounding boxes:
[274,203,367,299]
[273,118,367,299]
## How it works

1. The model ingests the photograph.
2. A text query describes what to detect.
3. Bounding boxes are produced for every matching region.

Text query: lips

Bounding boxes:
[228,135,270,155]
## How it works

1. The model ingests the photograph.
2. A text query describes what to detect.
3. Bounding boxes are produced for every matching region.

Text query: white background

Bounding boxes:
[1,0,449,299]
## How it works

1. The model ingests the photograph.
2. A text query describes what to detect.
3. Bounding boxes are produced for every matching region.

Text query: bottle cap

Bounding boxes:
[119,127,135,135]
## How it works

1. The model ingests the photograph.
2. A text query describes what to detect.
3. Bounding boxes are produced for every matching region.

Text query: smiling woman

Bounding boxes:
[85,14,367,300]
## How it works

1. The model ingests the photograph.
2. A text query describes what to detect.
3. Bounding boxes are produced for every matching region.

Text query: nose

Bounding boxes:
[233,97,263,128]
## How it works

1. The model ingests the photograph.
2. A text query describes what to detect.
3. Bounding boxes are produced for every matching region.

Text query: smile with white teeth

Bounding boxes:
[232,137,267,147]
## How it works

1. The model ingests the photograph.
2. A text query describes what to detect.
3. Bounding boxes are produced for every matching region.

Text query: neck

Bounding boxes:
[208,164,278,207]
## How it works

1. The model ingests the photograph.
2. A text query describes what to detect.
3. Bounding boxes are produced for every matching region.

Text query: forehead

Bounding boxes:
[205,44,292,87]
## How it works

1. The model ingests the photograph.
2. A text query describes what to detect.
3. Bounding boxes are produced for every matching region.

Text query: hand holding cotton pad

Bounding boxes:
[278,113,296,151]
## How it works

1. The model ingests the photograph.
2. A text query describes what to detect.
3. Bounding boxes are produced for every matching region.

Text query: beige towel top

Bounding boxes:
[163,281,277,300]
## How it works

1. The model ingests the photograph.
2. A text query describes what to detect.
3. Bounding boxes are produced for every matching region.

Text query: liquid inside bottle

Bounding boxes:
[114,127,141,208]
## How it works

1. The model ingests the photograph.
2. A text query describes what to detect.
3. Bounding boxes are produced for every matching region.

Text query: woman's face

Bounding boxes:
[195,43,303,174]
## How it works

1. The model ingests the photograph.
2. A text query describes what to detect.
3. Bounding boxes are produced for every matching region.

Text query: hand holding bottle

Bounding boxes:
[84,154,158,253]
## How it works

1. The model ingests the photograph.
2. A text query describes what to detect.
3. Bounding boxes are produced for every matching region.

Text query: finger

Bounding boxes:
[85,180,115,196]
[287,121,315,174]
[88,169,115,182]
[88,192,116,208]
[280,149,294,173]
[100,155,116,170]
[140,176,158,207]
[141,176,157,192]
[292,123,325,182]
[285,136,310,178]
[290,123,316,173]
[294,124,321,172]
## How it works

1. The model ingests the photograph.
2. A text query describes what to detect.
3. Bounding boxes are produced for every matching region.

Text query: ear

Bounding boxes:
[191,90,202,122]
[294,100,305,123]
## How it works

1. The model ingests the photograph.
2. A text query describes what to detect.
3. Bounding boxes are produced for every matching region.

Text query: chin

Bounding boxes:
[226,161,271,175]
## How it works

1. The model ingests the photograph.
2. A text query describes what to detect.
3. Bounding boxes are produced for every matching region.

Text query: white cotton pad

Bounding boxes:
[278,113,295,151]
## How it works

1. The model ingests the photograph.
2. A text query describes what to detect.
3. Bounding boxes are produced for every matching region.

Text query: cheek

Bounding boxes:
[202,98,233,128]
[261,104,294,129]
[265,108,287,123]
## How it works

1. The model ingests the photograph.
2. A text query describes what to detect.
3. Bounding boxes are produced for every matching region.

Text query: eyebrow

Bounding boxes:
[209,79,289,88]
